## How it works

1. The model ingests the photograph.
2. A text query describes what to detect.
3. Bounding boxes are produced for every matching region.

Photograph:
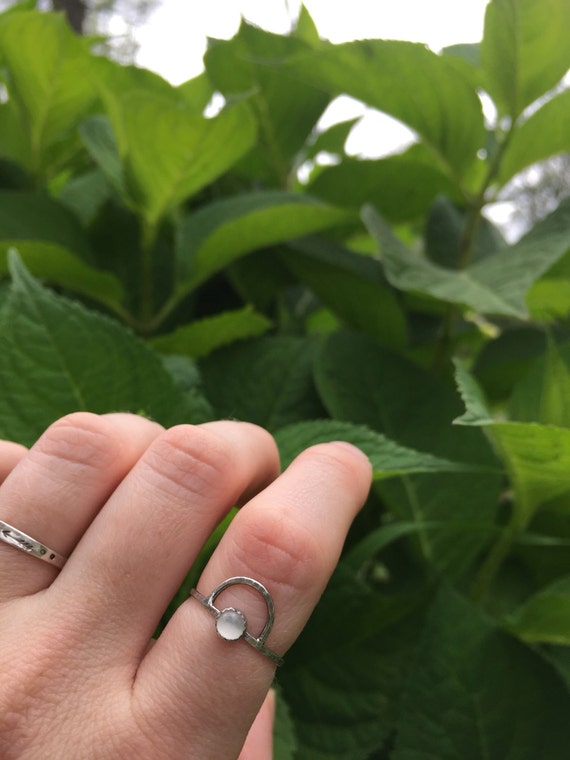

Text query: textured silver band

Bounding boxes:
[190,576,284,666]
[0,520,67,569]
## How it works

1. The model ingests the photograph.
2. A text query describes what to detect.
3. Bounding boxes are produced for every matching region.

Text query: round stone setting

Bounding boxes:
[216,607,247,641]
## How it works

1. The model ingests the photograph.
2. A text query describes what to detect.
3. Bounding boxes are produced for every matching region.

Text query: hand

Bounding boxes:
[0,413,372,759]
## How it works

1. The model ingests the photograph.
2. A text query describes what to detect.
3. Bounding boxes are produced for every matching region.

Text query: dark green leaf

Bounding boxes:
[509,340,570,426]
[0,252,190,445]
[507,576,570,645]
[393,584,570,760]
[199,336,324,431]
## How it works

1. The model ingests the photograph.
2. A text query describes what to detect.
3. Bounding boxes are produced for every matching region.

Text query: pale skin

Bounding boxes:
[0,413,372,759]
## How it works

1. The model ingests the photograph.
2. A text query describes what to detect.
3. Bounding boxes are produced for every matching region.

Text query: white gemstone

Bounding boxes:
[216,608,247,640]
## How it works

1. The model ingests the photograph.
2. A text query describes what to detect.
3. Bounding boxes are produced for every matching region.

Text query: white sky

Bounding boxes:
[132,1,489,158]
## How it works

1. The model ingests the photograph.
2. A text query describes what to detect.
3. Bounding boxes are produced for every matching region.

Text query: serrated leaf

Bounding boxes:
[393,584,570,760]
[150,307,271,359]
[286,39,485,178]
[455,362,570,523]
[481,0,570,119]
[364,200,570,319]
[500,90,570,185]
[315,333,501,578]
[199,336,324,431]
[175,191,351,293]
[274,420,483,477]
[0,252,191,445]
[507,576,570,645]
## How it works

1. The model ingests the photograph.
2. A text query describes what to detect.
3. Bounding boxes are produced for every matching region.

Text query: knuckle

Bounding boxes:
[234,510,327,595]
[143,425,232,500]
[32,413,122,476]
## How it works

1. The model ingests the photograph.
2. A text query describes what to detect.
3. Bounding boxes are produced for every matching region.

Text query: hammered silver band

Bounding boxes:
[190,576,284,666]
[0,520,67,569]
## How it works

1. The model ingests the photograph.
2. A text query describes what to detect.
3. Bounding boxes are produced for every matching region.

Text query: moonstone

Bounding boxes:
[216,608,247,640]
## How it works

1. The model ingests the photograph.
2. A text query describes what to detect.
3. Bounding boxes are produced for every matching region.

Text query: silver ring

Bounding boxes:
[190,576,284,666]
[0,520,67,569]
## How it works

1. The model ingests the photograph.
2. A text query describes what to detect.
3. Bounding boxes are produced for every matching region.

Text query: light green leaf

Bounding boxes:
[205,22,329,185]
[199,336,324,431]
[80,116,125,197]
[315,333,501,578]
[286,39,485,178]
[150,307,271,359]
[303,118,358,160]
[481,0,570,119]
[0,11,96,173]
[393,584,570,760]
[507,576,570,645]
[500,90,570,185]
[274,419,484,476]
[0,252,191,446]
[307,144,459,223]
[455,363,570,523]
[364,199,570,318]
[283,237,407,349]
[110,92,257,225]
[176,191,351,293]
[510,340,570,427]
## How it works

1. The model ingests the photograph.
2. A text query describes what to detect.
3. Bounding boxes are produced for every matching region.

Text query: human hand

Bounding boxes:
[0,413,372,759]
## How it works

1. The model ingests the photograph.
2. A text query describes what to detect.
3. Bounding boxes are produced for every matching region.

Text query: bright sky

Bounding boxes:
[132,0,490,156]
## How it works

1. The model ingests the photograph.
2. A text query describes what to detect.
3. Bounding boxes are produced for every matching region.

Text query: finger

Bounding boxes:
[133,442,372,757]
[238,689,275,760]
[55,421,281,654]
[0,441,27,484]
[0,412,164,599]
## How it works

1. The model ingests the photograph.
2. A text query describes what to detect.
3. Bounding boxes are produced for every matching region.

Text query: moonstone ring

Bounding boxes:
[0,520,67,569]
[190,576,284,666]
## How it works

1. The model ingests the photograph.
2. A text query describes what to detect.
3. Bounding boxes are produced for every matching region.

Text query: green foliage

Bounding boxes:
[0,2,569,757]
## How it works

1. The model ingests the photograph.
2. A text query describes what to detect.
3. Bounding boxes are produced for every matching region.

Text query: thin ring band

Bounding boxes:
[0,520,68,569]
[190,576,284,666]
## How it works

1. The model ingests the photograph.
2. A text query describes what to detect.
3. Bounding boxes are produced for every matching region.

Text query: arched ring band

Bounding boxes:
[0,520,67,570]
[190,576,284,666]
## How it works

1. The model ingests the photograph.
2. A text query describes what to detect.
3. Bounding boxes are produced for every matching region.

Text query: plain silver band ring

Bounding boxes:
[190,576,284,666]
[0,520,67,569]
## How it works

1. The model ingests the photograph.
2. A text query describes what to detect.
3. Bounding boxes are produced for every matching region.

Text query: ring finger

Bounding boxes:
[0,412,164,599]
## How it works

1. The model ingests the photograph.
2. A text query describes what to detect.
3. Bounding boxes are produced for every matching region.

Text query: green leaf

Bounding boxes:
[0,10,96,173]
[303,118,358,160]
[150,307,271,359]
[281,569,423,760]
[507,576,570,645]
[199,336,324,431]
[425,196,505,268]
[455,363,570,523]
[79,116,125,197]
[481,0,570,119]
[393,584,570,760]
[274,419,485,476]
[307,144,459,223]
[364,199,570,319]
[273,688,298,760]
[315,333,501,578]
[109,92,257,225]
[205,22,329,185]
[175,191,351,293]
[500,90,570,185]
[286,39,485,178]
[283,236,407,349]
[0,252,191,446]
[509,340,570,427]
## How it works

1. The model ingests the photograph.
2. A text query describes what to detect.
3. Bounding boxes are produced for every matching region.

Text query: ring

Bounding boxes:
[0,520,67,569]
[190,576,284,666]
